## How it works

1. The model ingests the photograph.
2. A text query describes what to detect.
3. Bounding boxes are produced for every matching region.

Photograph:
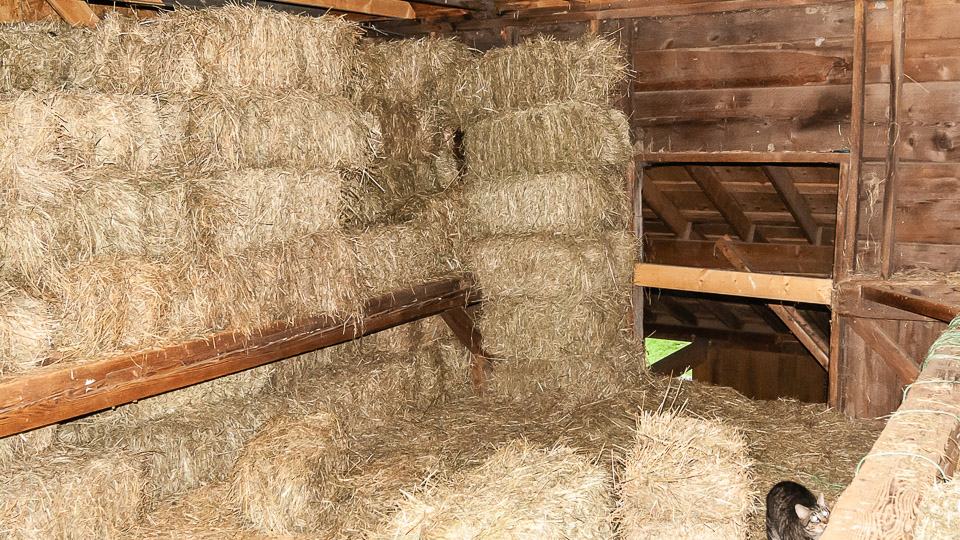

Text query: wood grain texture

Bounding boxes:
[635,263,833,305]
[847,316,919,384]
[0,278,479,438]
[43,0,97,24]
[862,284,960,323]
[644,238,834,276]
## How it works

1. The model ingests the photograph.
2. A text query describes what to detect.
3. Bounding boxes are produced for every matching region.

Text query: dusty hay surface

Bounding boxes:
[464,101,632,178]
[915,479,960,539]
[619,411,755,539]
[445,33,628,125]
[86,8,360,95]
[462,171,627,236]
[0,22,91,92]
[0,283,55,374]
[179,91,379,171]
[469,231,634,301]
[358,37,475,107]
[0,424,56,467]
[893,267,960,288]
[232,411,344,534]
[0,446,146,539]
[374,439,615,539]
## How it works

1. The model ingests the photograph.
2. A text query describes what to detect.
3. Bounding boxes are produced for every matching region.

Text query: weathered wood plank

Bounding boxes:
[685,165,765,242]
[633,86,851,124]
[439,306,493,396]
[847,316,919,384]
[0,278,479,438]
[635,263,833,305]
[862,284,960,324]
[638,151,849,164]
[642,176,704,240]
[644,238,834,276]
[636,117,848,154]
[763,166,822,244]
[44,0,97,24]
[823,317,960,539]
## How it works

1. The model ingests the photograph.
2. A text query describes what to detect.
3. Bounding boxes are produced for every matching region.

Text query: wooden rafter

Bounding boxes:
[642,172,704,240]
[656,294,698,327]
[699,299,744,331]
[762,165,822,245]
[862,284,960,323]
[684,165,766,243]
[715,236,830,369]
[45,0,99,25]
[649,339,709,376]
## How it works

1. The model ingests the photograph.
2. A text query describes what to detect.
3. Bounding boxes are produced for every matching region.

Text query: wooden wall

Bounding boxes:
[693,342,827,403]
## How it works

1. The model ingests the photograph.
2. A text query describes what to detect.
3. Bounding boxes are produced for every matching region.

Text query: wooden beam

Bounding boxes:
[635,264,833,305]
[847,317,919,384]
[698,299,744,331]
[862,285,960,324]
[879,0,906,278]
[44,0,98,25]
[715,236,829,369]
[637,151,848,165]
[641,175,704,240]
[821,317,960,539]
[684,165,765,243]
[762,165,822,245]
[656,294,698,327]
[439,306,494,396]
[644,323,796,349]
[649,339,709,376]
[631,160,645,341]
[0,278,479,439]
[125,0,417,17]
[644,238,834,277]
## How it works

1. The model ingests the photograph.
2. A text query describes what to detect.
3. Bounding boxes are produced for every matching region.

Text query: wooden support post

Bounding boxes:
[880,0,906,279]
[439,306,494,396]
[44,0,98,25]
[822,317,960,539]
[631,160,645,341]
[715,236,830,369]
[649,339,709,376]
[762,166,822,245]
[684,165,766,243]
[847,317,920,384]
[642,173,704,240]
[636,263,833,305]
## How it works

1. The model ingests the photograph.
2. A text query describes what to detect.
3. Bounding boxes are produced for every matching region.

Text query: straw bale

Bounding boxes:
[446,34,628,124]
[358,37,475,107]
[180,90,379,171]
[375,440,615,539]
[468,230,635,301]
[46,257,175,357]
[0,22,91,92]
[0,425,56,467]
[374,100,447,164]
[462,171,627,236]
[0,91,181,173]
[193,168,344,256]
[86,7,360,95]
[0,283,55,373]
[464,101,632,178]
[619,411,755,539]
[232,411,344,534]
[476,297,628,361]
[914,479,960,540]
[0,447,146,539]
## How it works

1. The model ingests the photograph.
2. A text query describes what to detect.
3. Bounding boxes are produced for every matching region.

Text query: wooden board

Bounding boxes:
[644,238,834,276]
[693,343,827,403]
[635,263,833,304]
[823,317,960,538]
[0,278,479,438]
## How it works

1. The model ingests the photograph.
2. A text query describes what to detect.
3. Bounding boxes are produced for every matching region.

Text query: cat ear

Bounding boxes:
[795,504,812,520]
[817,493,825,507]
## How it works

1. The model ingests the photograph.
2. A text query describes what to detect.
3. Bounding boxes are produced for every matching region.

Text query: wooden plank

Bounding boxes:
[126,0,416,17]
[635,263,833,305]
[636,117,847,154]
[642,177,703,240]
[633,86,851,124]
[847,317,919,384]
[644,238,834,276]
[835,281,936,322]
[649,339,709,376]
[698,298,743,330]
[44,0,97,24]
[644,323,803,351]
[862,284,960,324]
[879,0,906,279]
[762,166,822,244]
[439,306,493,396]
[637,151,849,164]
[656,294,698,327]
[685,165,765,242]
[836,0,866,279]
[631,160,645,341]
[822,317,960,539]
[0,278,478,438]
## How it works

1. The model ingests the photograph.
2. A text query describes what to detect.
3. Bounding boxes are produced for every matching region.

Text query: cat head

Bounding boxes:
[794,492,830,539]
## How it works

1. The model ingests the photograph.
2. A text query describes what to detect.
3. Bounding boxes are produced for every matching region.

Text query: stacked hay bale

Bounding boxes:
[455,35,640,400]
[618,411,755,539]
[915,479,960,539]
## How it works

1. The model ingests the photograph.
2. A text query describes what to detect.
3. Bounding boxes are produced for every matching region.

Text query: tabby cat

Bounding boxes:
[766,481,831,540]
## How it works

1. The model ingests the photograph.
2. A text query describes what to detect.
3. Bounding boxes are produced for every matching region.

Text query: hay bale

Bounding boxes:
[375,440,615,539]
[45,257,175,357]
[0,283,55,373]
[619,411,754,539]
[0,425,56,467]
[463,171,627,236]
[358,37,474,107]
[446,34,628,124]
[193,168,344,256]
[0,447,146,539]
[915,479,960,539]
[232,412,343,534]
[0,91,181,173]
[0,21,92,92]
[86,7,360,95]
[464,101,632,178]
[373,100,448,164]
[468,231,635,301]
[180,91,379,171]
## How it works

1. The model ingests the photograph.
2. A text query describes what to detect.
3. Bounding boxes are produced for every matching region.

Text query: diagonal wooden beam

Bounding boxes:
[45,0,99,25]
[847,317,919,384]
[656,294,698,327]
[685,165,766,243]
[698,299,744,330]
[650,339,710,376]
[439,306,494,396]
[715,236,830,369]
[643,170,704,240]
[762,165,822,245]
[862,285,960,323]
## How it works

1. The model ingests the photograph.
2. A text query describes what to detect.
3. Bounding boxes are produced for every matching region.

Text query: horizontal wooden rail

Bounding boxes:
[0,277,479,439]
[863,284,960,323]
[823,316,960,539]
[637,151,848,165]
[635,263,833,305]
